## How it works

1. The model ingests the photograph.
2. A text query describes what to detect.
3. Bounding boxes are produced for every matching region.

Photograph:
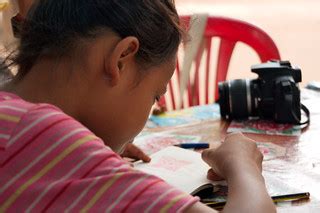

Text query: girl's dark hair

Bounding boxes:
[8,0,186,79]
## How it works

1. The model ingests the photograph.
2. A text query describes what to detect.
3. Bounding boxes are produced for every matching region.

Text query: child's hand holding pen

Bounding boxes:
[200,132,276,212]
[201,132,263,181]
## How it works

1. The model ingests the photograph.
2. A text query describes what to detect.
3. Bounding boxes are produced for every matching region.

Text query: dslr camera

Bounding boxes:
[218,60,304,124]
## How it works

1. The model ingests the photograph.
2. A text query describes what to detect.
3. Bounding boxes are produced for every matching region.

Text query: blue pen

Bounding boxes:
[175,143,210,149]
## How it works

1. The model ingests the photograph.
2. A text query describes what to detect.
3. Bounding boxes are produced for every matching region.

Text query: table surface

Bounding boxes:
[142,89,320,212]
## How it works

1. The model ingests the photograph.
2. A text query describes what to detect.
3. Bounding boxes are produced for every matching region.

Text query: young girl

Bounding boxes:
[0,0,275,212]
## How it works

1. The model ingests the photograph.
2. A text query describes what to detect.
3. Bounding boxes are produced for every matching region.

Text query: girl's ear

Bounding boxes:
[104,36,140,86]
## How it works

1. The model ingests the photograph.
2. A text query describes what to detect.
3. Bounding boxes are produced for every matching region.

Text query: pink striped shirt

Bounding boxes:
[0,91,198,212]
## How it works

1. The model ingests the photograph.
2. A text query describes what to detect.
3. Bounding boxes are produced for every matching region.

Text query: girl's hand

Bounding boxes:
[192,133,275,213]
[120,143,151,163]
[202,132,263,181]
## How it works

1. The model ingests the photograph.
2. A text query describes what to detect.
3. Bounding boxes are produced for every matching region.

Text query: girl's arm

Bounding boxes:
[185,170,273,213]
[185,133,276,213]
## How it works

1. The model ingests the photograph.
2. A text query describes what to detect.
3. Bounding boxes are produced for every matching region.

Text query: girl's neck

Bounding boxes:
[3,58,86,120]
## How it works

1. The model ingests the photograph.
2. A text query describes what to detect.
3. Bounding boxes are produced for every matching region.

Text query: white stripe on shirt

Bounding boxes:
[106,174,151,212]
[0,134,10,140]
[65,164,130,213]
[26,149,106,212]
[0,128,88,194]
[0,105,28,113]
[7,111,62,147]
[145,187,177,213]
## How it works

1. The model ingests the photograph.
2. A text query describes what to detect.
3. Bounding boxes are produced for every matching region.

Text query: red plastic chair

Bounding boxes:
[163,15,281,111]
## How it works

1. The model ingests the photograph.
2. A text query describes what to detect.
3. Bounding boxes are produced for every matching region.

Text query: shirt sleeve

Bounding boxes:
[50,158,199,213]
[43,124,200,213]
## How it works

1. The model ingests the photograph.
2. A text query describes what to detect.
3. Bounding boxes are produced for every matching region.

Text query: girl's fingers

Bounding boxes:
[121,143,151,163]
[207,168,224,181]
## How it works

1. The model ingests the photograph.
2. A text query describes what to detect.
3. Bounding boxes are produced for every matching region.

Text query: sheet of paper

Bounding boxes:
[134,146,218,194]
[257,142,287,161]
[134,145,300,198]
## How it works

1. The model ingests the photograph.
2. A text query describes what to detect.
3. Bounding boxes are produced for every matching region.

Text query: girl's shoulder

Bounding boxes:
[0,92,198,212]
[0,91,99,151]
[0,90,63,115]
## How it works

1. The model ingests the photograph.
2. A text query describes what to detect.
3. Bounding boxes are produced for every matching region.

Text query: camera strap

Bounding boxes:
[291,103,310,126]
[280,79,310,126]
[299,104,310,126]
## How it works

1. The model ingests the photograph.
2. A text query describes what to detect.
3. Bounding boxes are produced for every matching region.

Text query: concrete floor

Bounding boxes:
[175,0,320,86]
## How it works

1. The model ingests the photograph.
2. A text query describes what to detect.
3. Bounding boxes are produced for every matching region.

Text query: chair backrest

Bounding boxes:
[163,15,281,111]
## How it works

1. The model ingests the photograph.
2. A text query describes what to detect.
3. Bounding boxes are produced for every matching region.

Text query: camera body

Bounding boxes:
[218,60,302,124]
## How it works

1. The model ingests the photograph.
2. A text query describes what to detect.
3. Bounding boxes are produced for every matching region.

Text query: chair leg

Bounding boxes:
[215,39,236,101]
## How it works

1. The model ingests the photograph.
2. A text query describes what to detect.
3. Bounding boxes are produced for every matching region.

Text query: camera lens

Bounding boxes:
[218,79,253,119]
